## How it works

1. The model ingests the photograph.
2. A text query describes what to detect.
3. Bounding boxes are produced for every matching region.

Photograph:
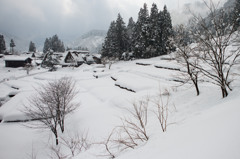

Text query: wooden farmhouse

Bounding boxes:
[41,50,101,67]
[62,51,85,67]
[4,56,32,68]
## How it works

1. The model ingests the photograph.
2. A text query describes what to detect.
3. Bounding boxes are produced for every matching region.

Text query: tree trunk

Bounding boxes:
[221,74,228,98]
[194,80,200,96]
[221,86,228,98]
[54,132,59,145]
[60,120,64,133]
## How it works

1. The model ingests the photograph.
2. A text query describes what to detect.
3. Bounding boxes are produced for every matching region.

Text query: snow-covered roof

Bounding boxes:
[4,56,32,61]
[72,53,84,62]
[68,50,89,54]
[92,54,101,59]
[86,55,94,62]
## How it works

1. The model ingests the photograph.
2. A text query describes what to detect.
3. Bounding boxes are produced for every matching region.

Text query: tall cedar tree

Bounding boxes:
[10,39,15,54]
[126,17,135,52]
[133,3,150,58]
[29,41,36,52]
[102,21,117,58]
[102,14,128,59]
[43,38,50,53]
[149,3,160,57]
[160,5,174,55]
[43,35,65,53]
[0,35,6,54]
[115,13,129,59]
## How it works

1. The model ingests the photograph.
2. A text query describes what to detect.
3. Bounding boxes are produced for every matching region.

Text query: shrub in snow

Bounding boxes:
[60,131,90,157]
[152,89,173,132]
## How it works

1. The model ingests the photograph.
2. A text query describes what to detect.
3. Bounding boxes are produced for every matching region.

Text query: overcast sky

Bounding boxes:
[0,0,226,40]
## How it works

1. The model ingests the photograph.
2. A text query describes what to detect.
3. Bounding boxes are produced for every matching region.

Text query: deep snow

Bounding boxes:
[0,55,240,159]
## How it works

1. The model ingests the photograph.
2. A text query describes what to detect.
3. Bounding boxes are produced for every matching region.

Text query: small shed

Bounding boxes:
[4,56,32,68]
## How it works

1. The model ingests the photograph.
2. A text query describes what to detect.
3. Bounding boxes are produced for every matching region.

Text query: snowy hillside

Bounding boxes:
[68,30,106,54]
[0,52,239,159]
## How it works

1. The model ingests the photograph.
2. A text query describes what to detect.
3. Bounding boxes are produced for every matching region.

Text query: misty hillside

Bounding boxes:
[68,30,106,53]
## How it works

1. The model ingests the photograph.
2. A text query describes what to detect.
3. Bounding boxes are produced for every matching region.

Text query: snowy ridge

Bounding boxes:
[69,30,106,53]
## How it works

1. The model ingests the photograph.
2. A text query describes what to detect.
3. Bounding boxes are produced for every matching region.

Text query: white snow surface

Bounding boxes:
[0,54,240,159]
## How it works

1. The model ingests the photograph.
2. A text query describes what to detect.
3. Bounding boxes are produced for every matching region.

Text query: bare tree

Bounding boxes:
[60,131,90,157]
[174,24,201,96]
[152,89,172,132]
[96,99,149,158]
[189,0,240,98]
[24,63,33,75]
[24,77,79,145]
[115,99,149,151]
[97,129,116,159]
[49,146,68,159]
[54,77,79,133]
[97,93,174,157]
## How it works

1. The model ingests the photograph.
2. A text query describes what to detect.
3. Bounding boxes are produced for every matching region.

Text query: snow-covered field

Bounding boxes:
[0,55,240,159]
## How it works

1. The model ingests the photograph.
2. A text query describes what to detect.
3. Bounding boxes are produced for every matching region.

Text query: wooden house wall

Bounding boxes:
[5,58,32,68]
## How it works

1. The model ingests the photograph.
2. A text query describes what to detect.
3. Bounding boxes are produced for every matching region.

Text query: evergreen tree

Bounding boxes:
[29,41,36,52]
[43,38,50,53]
[102,14,128,59]
[133,3,150,58]
[149,3,160,57]
[126,17,135,51]
[0,35,6,54]
[160,5,174,55]
[50,35,65,52]
[43,35,65,53]
[10,39,16,54]
[115,13,128,58]
[101,21,117,58]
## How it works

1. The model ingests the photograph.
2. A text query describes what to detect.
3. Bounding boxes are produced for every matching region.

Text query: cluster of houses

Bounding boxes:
[1,50,102,68]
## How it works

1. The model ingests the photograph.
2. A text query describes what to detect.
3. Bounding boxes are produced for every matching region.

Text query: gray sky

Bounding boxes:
[0,0,226,40]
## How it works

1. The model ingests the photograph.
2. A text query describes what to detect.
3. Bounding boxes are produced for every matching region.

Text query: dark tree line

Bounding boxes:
[29,41,36,52]
[0,35,36,54]
[101,3,174,60]
[0,35,16,54]
[43,34,65,53]
[0,35,6,54]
